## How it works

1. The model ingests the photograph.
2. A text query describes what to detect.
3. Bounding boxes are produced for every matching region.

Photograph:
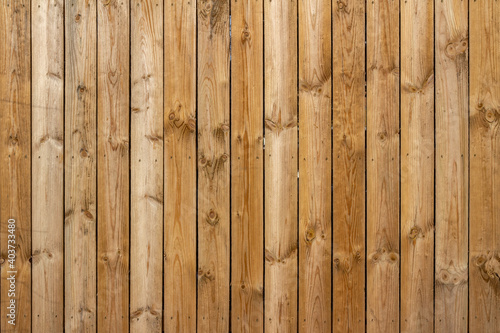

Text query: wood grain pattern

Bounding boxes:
[32,0,64,331]
[65,0,98,331]
[2,4,500,331]
[130,1,163,332]
[0,0,31,331]
[264,0,298,331]
[97,0,130,331]
[469,0,500,331]
[332,1,365,332]
[435,0,468,331]
[230,0,264,331]
[400,0,434,331]
[298,0,331,331]
[197,0,230,331]
[366,0,400,332]
[164,0,197,332]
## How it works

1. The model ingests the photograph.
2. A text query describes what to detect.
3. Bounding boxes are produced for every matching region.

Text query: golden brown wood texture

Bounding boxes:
[366,0,400,332]
[401,0,434,331]
[197,0,230,331]
[65,0,98,331]
[31,0,64,331]
[164,0,197,332]
[130,1,163,332]
[298,0,331,331]
[2,3,500,331]
[470,0,500,331]
[0,0,31,331]
[230,0,264,331]
[97,0,130,331]
[264,0,298,331]
[332,1,365,332]
[435,0,468,331]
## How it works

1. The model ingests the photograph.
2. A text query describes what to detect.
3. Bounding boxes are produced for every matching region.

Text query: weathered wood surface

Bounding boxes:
[97,0,130,331]
[469,0,500,331]
[197,0,230,331]
[231,0,264,331]
[0,0,31,331]
[164,0,197,332]
[332,0,365,332]
[32,0,64,331]
[366,0,400,332]
[65,0,98,331]
[435,0,468,331]
[299,0,332,331]
[0,3,498,332]
[130,1,163,332]
[298,0,332,331]
[401,0,435,331]
[264,0,298,331]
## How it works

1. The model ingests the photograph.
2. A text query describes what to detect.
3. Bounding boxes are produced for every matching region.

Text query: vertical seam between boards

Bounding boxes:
[296,0,300,330]
[364,0,368,331]
[228,1,232,330]
[262,0,266,330]
[128,0,132,331]
[398,0,402,330]
[62,0,66,330]
[195,0,199,329]
[331,0,334,330]
[467,0,470,330]
[433,0,436,331]
[161,0,166,330]
[30,0,33,329]
[95,0,99,328]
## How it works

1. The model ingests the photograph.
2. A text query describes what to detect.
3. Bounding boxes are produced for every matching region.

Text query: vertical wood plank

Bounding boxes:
[298,0,331,331]
[332,0,365,331]
[0,0,31,331]
[366,0,400,332]
[130,0,163,331]
[197,0,230,331]
[164,0,197,331]
[32,0,64,331]
[230,0,264,331]
[97,0,130,331]
[435,0,468,331]
[65,0,97,331]
[469,0,500,331]
[400,0,434,331]
[264,0,298,331]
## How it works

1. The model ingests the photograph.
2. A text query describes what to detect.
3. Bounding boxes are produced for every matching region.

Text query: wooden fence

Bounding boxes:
[0,0,498,332]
